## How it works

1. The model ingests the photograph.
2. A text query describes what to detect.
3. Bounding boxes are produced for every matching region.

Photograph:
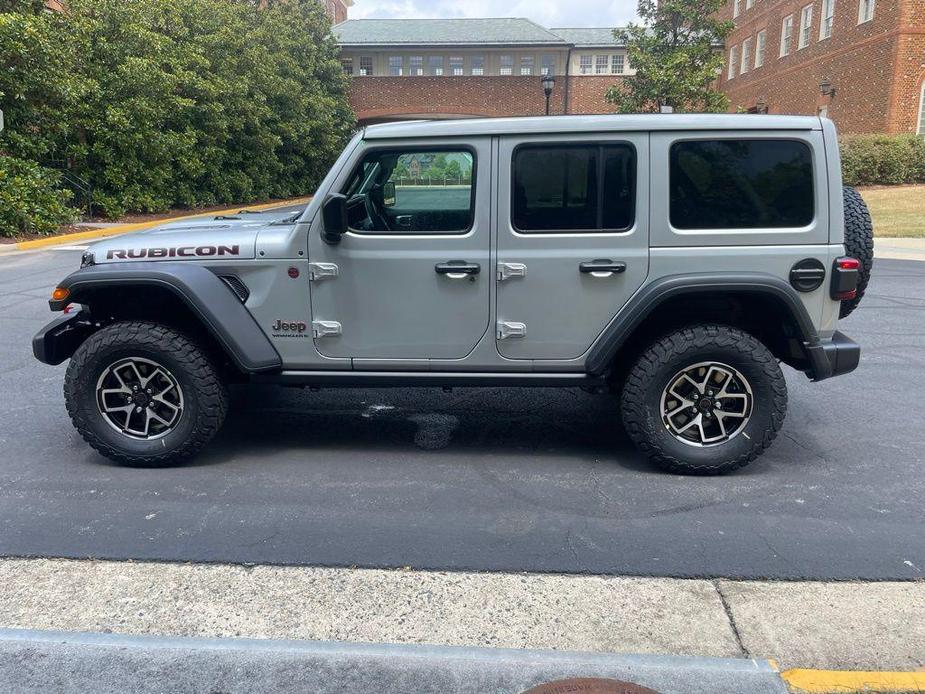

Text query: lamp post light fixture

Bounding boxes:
[542,74,556,115]
[819,77,836,98]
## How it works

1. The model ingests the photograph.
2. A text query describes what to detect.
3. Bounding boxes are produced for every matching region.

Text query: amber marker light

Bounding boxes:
[51,287,70,303]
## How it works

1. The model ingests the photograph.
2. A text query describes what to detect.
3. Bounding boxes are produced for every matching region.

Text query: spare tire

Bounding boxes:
[840,186,874,319]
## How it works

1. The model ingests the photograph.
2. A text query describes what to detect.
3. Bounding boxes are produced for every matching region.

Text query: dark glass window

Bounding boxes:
[512,144,636,232]
[669,139,814,230]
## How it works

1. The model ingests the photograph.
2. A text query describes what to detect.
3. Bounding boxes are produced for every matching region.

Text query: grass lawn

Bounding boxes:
[858,185,925,238]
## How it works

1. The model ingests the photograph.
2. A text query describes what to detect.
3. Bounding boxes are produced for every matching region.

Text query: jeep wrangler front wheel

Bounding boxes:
[64,322,228,467]
[620,325,788,475]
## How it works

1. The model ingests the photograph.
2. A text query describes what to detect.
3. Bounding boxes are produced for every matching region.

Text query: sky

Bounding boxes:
[349,0,639,28]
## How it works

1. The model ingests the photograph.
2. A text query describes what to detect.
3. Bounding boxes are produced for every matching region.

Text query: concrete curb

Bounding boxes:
[0,628,788,694]
[0,197,311,254]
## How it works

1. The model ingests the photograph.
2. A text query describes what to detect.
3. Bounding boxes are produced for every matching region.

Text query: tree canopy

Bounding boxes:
[0,0,355,220]
[606,0,734,114]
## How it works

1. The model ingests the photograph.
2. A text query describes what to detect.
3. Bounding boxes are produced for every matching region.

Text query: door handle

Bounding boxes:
[436,261,481,279]
[395,215,413,228]
[580,259,627,277]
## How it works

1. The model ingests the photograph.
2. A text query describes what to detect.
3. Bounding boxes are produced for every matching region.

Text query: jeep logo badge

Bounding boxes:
[272,320,308,334]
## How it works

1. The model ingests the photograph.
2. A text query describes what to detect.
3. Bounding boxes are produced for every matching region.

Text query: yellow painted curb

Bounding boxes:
[782,668,925,693]
[13,197,312,251]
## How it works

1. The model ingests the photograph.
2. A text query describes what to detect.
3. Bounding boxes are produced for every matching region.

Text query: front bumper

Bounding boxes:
[32,312,97,366]
[805,330,861,382]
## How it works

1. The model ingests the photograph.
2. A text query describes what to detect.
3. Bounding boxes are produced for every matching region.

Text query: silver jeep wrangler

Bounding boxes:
[34,115,872,474]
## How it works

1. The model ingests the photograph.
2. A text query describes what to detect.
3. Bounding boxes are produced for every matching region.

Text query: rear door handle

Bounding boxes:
[436,261,481,279]
[580,260,627,277]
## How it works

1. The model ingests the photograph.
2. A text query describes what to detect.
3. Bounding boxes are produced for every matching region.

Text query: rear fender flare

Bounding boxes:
[585,273,820,376]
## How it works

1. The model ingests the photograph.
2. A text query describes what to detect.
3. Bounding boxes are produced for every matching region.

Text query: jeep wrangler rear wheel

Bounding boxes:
[620,325,788,475]
[64,322,228,467]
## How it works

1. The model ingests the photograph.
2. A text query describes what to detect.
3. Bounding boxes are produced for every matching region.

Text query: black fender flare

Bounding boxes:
[45,262,282,373]
[584,273,823,377]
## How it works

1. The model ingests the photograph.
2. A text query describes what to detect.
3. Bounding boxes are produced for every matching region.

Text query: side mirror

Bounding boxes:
[321,193,348,245]
[382,181,396,208]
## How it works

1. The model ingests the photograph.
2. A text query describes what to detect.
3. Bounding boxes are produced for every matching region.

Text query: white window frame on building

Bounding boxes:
[728,45,738,80]
[820,0,836,39]
[471,55,485,76]
[611,54,625,74]
[918,82,925,135]
[429,55,443,76]
[579,55,593,75]
[541,54,555,76]
[449,56,464,76]
[388,55,403,76]
[500,55,514,76]
[595,55,608,74]
[799,4,813,48]
[733,0,741,18]
[780,15,794,56]
[741,36,752,74]
[409,55,423,76]
[521,55,535,75]
[341,57,353,75]
[359,56,373,76]
[858,0,875,24]
[755,30,766,68]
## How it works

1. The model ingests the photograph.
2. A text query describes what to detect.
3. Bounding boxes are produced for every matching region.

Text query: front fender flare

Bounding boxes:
[47,262,281,373]
[584,273,821,377]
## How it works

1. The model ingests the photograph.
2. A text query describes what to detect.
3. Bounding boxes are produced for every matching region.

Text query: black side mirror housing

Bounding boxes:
[321,194,348,245]
[382,181,396,208]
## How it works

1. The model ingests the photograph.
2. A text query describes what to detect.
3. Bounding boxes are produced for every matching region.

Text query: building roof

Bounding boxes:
[333,18,570,47]
[549,27,625,48]
[363,114,823,139]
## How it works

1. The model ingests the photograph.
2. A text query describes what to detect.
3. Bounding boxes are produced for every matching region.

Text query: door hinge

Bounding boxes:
[497,321,527,340]
[312,320,342,338]
[497,262,527,281]
[309,263,339,281]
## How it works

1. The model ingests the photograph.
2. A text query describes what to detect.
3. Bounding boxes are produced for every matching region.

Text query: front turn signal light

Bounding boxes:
[51,287,70,302]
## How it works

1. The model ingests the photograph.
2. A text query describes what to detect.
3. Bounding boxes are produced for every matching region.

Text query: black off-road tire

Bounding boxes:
[840,186,874,319]
[64,321,228,467]
[620,325,788,475]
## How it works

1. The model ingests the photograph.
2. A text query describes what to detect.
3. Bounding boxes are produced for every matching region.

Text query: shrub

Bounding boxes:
[840,135,925,187]
[0,156,77,237]
[0,0,355,219]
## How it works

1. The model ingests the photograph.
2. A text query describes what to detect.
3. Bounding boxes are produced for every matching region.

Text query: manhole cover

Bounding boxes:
[521,678,661,694]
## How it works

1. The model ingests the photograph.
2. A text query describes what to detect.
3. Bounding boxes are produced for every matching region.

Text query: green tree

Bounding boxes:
[0,0,355,219]
[606,0,734,114]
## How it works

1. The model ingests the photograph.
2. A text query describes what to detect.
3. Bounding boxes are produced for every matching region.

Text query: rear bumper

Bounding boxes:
[32,312,97,366]
[805,331,861,382]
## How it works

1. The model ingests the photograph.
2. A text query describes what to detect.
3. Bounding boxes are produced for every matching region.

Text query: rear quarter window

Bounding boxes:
[669,139,814,230]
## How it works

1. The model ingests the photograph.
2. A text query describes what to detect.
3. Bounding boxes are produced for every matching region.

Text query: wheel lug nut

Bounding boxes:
[135,406,142,413]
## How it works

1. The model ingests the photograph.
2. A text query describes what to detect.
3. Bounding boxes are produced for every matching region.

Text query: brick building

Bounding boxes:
[719,0,925,134]
[333,19,631,124]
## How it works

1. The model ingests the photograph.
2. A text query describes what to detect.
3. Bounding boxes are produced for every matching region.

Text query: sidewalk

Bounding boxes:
[875,237,925,262]
[0,557,923,691]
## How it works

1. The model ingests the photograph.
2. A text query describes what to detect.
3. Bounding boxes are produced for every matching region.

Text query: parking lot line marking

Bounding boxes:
[14,197,312,252]
[782,668,925,693]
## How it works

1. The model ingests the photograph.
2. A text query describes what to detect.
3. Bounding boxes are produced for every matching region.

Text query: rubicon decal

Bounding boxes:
[106,245,240,260]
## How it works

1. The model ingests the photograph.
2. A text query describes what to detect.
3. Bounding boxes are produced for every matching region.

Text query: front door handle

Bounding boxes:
[580,259,627,277]
[436,261,481,280]
[395,215,413,229]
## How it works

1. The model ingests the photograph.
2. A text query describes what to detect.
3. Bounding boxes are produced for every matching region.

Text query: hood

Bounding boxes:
[86,209,298,265]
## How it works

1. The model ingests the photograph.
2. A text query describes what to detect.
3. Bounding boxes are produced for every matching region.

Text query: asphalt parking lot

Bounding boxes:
[0,248,922,581]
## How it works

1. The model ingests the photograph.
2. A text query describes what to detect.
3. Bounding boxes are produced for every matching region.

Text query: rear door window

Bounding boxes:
[512,144,636,232]
[669,139,814,229]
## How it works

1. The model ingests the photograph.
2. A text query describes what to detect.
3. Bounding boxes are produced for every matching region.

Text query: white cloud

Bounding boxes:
[350,0,639,27]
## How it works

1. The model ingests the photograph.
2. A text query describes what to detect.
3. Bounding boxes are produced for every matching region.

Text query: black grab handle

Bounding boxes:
[435,261,481,275]
[579,260,627,274]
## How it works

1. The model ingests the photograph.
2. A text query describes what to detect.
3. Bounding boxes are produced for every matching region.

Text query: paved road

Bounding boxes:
[0,248,922,580]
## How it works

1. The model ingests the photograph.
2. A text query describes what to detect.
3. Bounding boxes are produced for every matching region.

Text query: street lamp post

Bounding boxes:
[542,74,556,116]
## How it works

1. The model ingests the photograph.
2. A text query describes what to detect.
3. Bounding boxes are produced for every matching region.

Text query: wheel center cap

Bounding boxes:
[697,397,714,412]
[133,393,149,407]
